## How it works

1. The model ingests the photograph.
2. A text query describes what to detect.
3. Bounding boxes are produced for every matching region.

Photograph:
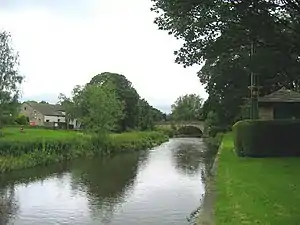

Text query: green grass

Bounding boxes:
[1,127,81,139]
[216,133,300,224]
[0,127,168,173]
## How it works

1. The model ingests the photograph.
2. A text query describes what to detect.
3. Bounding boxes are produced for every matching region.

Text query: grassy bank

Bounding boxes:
[0,127,168,173]
[216,133,300,224]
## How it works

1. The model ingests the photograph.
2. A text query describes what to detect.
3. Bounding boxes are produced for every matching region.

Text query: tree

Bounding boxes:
[0,31,23,128]
[137,98,155,130]
[89,72,140,132]
[39,101,49,104]
[71,83,124,134]
[171,94,203,121]
[151,0,300,126]
[15,114,29,125]
[58,93,76,129]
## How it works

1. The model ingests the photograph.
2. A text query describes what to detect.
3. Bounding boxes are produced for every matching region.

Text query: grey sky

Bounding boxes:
[0,0,207,113]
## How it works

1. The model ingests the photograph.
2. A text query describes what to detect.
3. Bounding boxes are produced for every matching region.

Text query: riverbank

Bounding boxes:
[0,127,168,173]
[215,133,300,224]
[197,134,223,225]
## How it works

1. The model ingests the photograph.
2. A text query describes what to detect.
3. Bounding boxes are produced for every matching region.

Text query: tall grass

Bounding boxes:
[0,127,168,173]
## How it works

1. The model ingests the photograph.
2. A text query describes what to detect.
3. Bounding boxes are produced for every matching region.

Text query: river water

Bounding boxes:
[0,138,211,225]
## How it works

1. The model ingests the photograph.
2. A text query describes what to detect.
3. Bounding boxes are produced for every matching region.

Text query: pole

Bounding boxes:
[249,41,259,119]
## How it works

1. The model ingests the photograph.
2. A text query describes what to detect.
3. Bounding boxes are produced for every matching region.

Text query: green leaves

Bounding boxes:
[89,72,140,131]
[171,94,203,121]
[152,0,300,127]
[0,31,23,128]
[72,83,124,134]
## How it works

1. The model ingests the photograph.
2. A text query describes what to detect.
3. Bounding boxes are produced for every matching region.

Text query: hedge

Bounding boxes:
[233,119,300,157]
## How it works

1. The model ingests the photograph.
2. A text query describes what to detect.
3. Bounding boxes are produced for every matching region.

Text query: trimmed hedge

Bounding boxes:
[233,119,300,157]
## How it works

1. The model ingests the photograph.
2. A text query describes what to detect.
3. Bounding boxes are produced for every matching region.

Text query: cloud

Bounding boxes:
[0,0,207,113]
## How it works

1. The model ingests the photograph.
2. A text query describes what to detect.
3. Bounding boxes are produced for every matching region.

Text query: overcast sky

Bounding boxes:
[0,0,207,113]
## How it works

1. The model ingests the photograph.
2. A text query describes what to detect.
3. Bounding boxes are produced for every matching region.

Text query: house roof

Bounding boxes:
[258,87,300,103]
[26,102,65,116]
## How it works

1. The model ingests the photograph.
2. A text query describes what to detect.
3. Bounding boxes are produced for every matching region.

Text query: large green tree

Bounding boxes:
[136,98,157,130]
[171,94,203,121]
[0,31,23,128]
[151,0,300,126]
[67,83,124,134]
[89,72,140,132]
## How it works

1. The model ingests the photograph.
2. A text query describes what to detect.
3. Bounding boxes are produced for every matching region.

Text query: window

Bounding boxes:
[46,120,49,122]
[58,119,60,122]
[24,107,27,110]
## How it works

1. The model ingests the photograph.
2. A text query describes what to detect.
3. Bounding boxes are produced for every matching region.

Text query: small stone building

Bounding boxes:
[258,87,300,120]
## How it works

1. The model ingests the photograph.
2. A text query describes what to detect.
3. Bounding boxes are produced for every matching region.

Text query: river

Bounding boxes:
[0,138,212,225]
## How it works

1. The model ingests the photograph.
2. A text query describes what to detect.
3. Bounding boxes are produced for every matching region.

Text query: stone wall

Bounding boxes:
[20,103,45,126]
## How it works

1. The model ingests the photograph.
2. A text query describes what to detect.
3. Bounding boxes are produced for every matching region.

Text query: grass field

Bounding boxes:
[216,133,300,224]
[1,127,82,139]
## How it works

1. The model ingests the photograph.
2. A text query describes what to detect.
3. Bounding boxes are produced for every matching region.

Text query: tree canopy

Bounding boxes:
[89,72,140,131]
[171,94,203,121]
[0,31,23,127]
[151,0,300,126]
[59,72,165,133]
[60,82,124,134]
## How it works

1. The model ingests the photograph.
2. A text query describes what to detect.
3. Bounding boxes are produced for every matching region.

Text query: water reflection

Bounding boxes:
[69,152,145,224]
[0,187,19,225]
[171,138,206,176]
[0,138,210,225]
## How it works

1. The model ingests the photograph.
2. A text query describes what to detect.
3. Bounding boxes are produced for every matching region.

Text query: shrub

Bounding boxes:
[154,126,176,137]
[233,119,300,157]
[15,114,29,125]
[204,111,229,137]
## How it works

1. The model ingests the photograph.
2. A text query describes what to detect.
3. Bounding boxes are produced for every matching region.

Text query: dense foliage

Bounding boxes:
[89,72,140,131]
[73,83,124,134]
[60,72,165,133]
[171,94,203,121]
[15,114,29,125]
[233,120,300,157]
[151,0,300,128]
[0,31,23,128]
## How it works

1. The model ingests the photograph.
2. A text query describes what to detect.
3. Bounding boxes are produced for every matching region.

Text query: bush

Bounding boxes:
[204,111,229,137]
[15,114,29,125]
[154,125,176,137]
[233,119,300,157]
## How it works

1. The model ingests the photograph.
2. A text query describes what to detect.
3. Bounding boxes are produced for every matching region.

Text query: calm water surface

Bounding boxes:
[0,138,210,225]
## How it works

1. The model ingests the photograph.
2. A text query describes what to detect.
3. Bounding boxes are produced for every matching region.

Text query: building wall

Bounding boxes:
[20,103,45,126]
[44,115,66,123]
[258,106,274,120]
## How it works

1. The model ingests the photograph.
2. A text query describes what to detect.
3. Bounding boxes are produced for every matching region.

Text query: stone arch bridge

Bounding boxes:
[156,121,205,132]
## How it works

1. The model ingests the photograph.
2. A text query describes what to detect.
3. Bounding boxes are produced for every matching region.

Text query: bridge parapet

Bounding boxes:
[157,121,205,132]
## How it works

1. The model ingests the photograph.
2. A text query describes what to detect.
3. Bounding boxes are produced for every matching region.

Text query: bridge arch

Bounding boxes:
[177,125,203,138]
[174,121,205,133]
[156,121,205,137]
